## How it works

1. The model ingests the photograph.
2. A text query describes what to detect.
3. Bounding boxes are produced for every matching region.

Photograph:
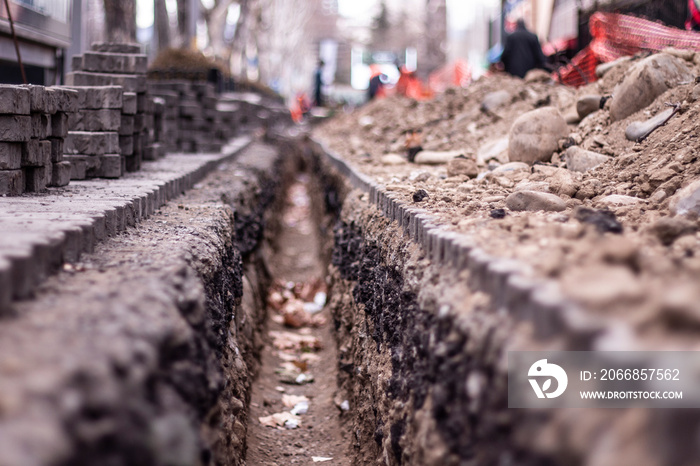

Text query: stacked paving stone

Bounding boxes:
[66,43,147,173]
[0,85,77,195]
[146,84,179,153]
[147,81,229,153]
[145,96,165,160]
[62,85,124,179]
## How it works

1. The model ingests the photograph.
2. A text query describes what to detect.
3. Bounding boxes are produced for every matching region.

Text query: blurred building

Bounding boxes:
[0,0,72,84]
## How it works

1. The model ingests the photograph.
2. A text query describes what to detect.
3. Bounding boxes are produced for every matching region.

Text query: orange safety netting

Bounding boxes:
[555,12,700,87]
[428,59,472,93]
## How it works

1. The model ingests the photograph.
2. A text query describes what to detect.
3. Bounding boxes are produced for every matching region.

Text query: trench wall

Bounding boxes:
[0,143,281,466]
[309,139,700,466]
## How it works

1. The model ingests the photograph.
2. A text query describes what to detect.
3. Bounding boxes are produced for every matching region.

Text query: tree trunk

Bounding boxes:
[103,0,136,43]
[155,0,171,50]
[177,0,191,47]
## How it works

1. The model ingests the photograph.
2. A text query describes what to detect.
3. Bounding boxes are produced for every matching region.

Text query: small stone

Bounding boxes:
[481,90,510,113]
[380,154,407,166]
[532,165,578,197]
[446,157,478,178]
[492,161,529,175]
[505,190,566,212]
[648,217,696,245]
[508,107,569,165]
[490,208,506,219]
[576,94,602,119]
[574,207,623,233]
[565,146,611,172]
[597,194,642,207]
[477,137,509,165]
[670,179,700,217]
[514,180,550,192]
[414,150,463,165]
[413,189,429,202]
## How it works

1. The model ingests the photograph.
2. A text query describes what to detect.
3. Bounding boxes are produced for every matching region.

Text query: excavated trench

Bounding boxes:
[4,129,661,466]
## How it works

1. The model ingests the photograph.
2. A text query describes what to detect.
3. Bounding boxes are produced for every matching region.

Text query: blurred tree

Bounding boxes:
[103,0,136,43]
[155,0,171,49]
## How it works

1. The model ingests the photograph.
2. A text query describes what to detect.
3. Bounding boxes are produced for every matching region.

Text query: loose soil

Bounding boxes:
[245,174,350,465]
[315,54,700,343]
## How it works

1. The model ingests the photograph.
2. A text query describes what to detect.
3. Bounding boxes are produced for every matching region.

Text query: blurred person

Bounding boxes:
[368,64,387,100]
[313,60,324,107]
[688,0,700,31]
[501,18,547,78]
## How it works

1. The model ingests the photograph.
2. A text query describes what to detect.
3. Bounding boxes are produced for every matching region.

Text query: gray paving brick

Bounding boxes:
[97,154,123,178]
[0,142,22,169]
[49,138,64,162]
[91,42,142,54]
[24,166,47,192]
[119,135,134,155]
[122,92,137,115]
[50,161,71,187]
[80,51,147,74]
[51,112,69,137]
[21,139,50,166]
[31,113,50,139]
[0,169,23,195]
[69,109,121,132]
[0,85,30,115]
[119,115,134,135]
[65,131,119,155]
[52,88,79,113]
[0,115,31,142]
[60,85,123,110]
[66,71,146,93]
[66,157,86,179]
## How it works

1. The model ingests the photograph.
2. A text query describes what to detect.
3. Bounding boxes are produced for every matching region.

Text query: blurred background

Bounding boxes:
[0,0,691,106]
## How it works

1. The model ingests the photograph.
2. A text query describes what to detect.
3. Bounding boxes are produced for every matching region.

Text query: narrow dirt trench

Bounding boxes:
[245,173,350,465]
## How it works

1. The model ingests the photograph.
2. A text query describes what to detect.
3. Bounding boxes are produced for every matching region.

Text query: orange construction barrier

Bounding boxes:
[556,12,700,87]
[428,59,472,93]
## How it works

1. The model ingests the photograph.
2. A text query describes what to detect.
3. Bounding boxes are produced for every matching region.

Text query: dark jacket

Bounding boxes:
[501,24,546,79]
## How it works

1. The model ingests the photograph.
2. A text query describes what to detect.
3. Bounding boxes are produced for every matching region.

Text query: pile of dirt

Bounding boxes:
[148,47,227,80]
[315,50,700,338]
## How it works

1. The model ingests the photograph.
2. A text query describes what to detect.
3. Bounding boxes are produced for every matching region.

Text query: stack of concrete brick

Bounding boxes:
[62,86,123,179]
[144,97,165,161]
[192,82,225,153]
[0,85,77,195]
[146,84,179,153]
[66,43,147,172]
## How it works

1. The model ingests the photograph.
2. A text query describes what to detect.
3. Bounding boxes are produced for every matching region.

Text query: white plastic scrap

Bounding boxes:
[312,457,333,463]
[291,401,309,415]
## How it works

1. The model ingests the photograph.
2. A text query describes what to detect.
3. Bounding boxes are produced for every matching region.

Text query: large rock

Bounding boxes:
[609,53,693,122]
[565,146,611,172]
[508,107,568,165]
[506,190,566,212]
